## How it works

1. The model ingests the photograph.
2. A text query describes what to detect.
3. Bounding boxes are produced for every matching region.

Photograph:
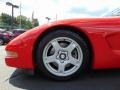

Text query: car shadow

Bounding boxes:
[9,69,120,90]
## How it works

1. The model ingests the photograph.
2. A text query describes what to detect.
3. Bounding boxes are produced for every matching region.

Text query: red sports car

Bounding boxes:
[5,17,120,80]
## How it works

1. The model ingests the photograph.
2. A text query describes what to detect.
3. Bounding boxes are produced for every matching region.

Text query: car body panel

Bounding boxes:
[12,30,26,38]
[0,31,13,44]
[5,17,120,69]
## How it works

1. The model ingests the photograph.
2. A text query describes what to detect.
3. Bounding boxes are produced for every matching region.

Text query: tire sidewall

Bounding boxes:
[36,30,90,80]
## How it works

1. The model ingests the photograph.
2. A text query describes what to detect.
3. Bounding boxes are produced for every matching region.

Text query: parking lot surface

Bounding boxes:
[0,46,120,90]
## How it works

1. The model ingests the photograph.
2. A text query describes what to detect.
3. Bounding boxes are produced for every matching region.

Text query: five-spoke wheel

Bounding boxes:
[36,30,90,80]
[43,37,83,76]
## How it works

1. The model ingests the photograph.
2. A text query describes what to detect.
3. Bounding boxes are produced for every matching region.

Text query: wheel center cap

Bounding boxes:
[59,53,66,60]
[56,51,69,61]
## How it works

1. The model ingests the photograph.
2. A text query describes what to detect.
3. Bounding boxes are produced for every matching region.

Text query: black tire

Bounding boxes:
[35,30,90,80]
[0,38,4,45]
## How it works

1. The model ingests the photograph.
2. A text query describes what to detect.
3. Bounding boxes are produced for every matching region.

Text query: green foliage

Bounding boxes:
[32,19,39,27]
[1,13,11,25]
[0,13,39,29]
[16,15,32,29]
[0,13,11,27]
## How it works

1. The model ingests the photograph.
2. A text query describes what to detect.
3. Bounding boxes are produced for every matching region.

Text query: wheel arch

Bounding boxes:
[33,25,93,68]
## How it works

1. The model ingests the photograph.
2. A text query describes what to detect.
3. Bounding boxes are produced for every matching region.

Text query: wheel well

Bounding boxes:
[33,25,93,68]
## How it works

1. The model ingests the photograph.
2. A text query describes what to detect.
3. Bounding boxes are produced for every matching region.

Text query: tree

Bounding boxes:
[0,13,38,30]
[16,15,32,29]
[0,13,11,25]
[0,13,18,29]
[32,18,39,27]
[0,13,12,28]
[24,19,32,29]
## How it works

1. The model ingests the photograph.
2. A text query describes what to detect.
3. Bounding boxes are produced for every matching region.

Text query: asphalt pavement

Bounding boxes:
[0,46,120,90]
